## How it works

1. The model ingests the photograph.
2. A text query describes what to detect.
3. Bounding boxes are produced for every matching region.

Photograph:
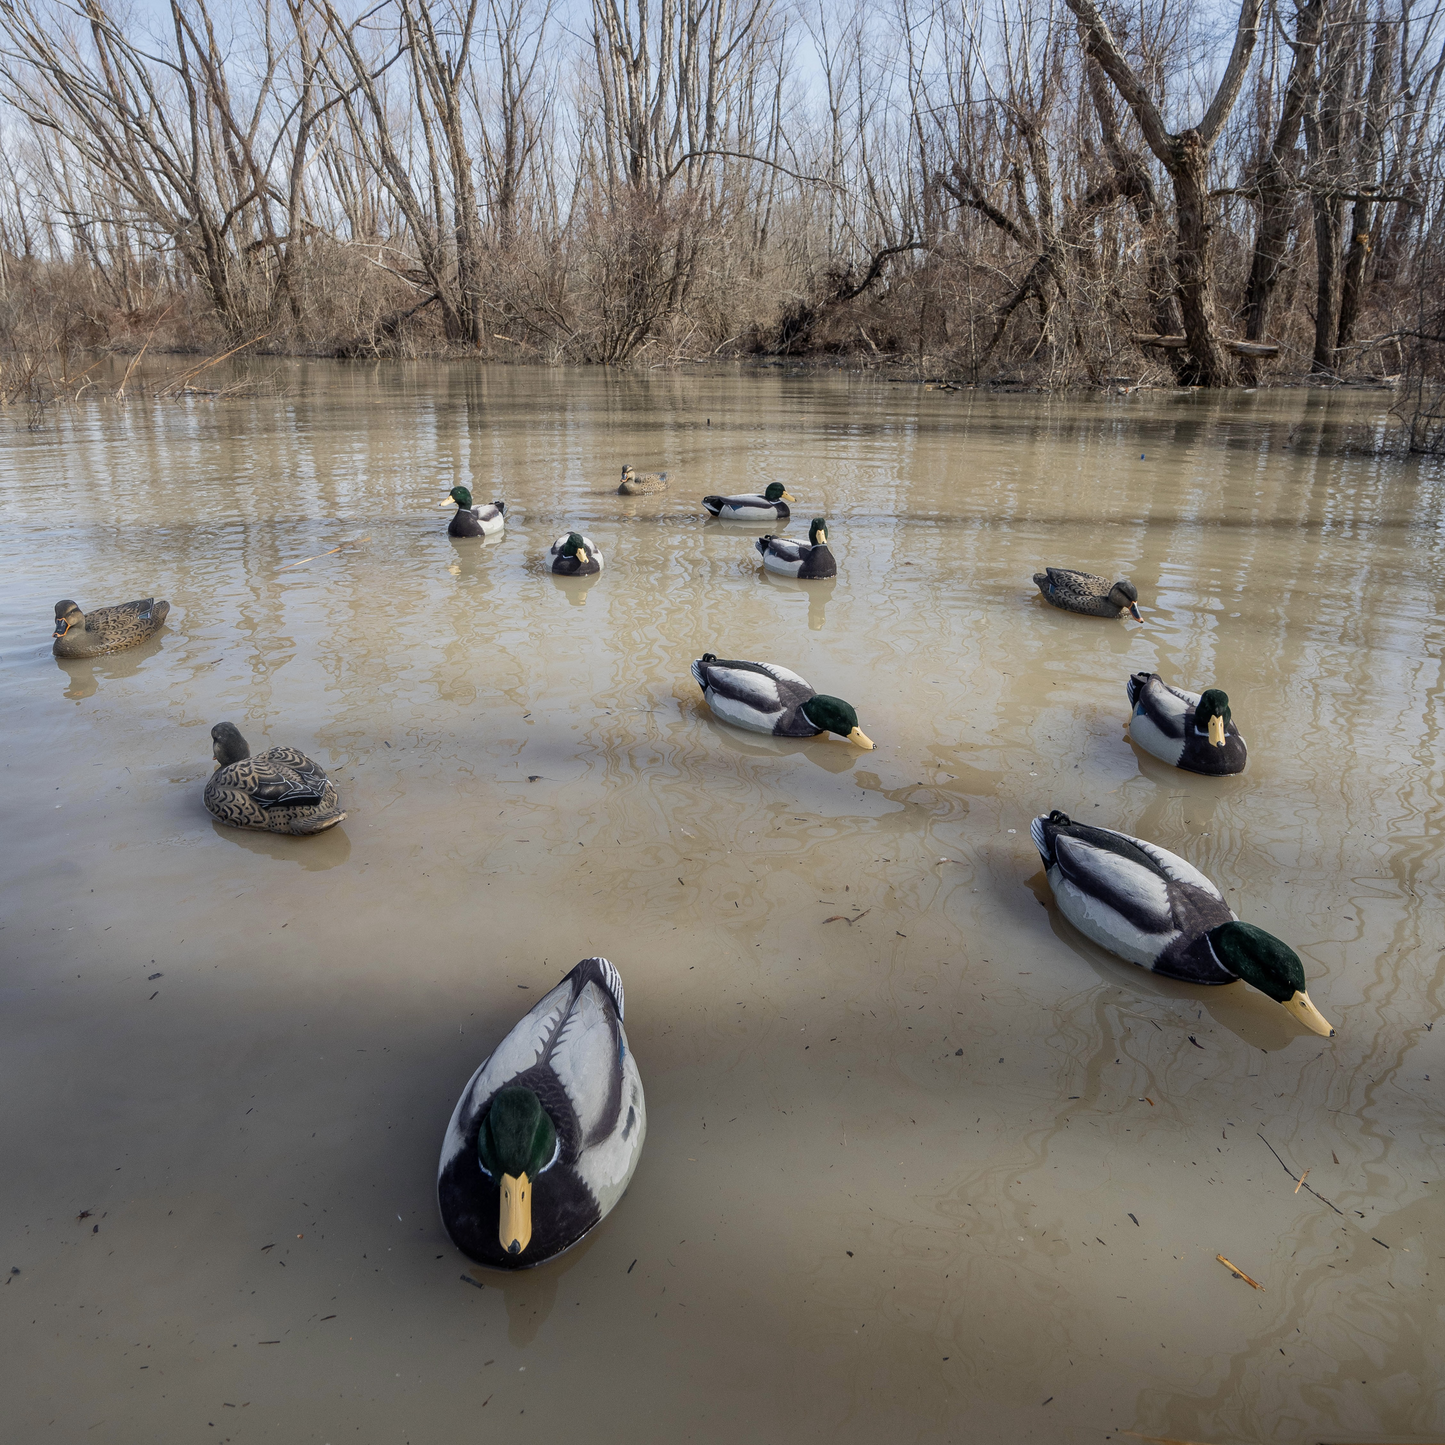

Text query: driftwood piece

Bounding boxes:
[1131,333,1280,359]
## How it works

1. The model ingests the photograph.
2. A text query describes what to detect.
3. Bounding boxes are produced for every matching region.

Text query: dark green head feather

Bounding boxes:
[559,532,586,557]
[1194,688,1231,729]
[1207,921,1306,1003]
[808,517,828,545]
[800,693,860,738]
[478,1086,557,1180]
[763,482,787,502]
[210,721,250,767]
[449,485,473,509]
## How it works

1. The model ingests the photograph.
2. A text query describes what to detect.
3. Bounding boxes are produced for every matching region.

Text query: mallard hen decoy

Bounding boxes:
[53,598,169,658]
[1030,810,1333,1034]
[1032,568,1141,620]
[756,518,836,579]
[444,487,506,537]
[437,957,645,1268]
[1127,673,1247,775]
[618,465,669,495]
[203,722,346,835]
[691,654,873,747]
[702,483,793,522]
[549,532,603,576]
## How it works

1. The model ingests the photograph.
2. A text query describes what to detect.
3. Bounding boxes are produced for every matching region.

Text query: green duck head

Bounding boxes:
[478,1086,559,1256]
[808,518,828,546]
[446,485,473,510]
[800,694,873,749]
[1207,921,1334,1035]
[53,600,83,638]
[1194,688,1232,747]
[1109,578,1142,622]
[762,482,795,503]
[210,721,251,769]
[559,532,592,565]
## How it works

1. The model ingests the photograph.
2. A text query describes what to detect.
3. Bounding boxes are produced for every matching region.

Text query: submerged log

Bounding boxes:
[1131,332,1280,359]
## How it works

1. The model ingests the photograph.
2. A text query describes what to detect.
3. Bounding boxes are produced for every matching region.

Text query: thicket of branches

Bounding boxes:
[0,0,1442,417]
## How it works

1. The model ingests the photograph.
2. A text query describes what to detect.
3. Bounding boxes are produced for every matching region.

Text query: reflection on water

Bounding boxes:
[1,363,1442,1444]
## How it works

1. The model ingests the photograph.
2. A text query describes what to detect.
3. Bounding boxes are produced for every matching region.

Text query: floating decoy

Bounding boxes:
[52,597,169,658]
[618,465,668,495]
[437,957,645,1268]
[1032,567,1141,620]
[1029,810,1333,1035]
[549,532,603,576]
[702,483,793,522]
[203,722,346,835]
[1127,673,1247,775]
[756,518,836,579]
[444,487,506,537]
[691,655,873,747]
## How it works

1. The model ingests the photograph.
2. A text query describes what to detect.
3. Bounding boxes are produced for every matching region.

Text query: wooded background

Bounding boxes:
[0,0,1441,408]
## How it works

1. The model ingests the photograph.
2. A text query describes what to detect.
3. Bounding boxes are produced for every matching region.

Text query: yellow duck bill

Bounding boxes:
[1281,990,1335,1037]
[499,1172,532,1255]
[1208,713,1226,747]
[848,727,875,750]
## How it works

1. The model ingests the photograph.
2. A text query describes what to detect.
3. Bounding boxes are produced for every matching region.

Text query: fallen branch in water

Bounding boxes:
[1216,1254,1263,1289]
[1257,1133,1344,1215]
[277,536,372,572]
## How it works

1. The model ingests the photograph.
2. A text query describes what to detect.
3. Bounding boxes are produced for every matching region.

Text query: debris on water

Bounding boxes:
[1294,1169,1310,1194]
[1373,1237,1390,1248]
[148,972,162,981]
[460,1275,485,1289]
[1128,1213,1139,1226]
[77,1210,92,1222]
[1216,1254,1263,1289]
[628,1259,637,1274]
[1188,1036,1204,1049]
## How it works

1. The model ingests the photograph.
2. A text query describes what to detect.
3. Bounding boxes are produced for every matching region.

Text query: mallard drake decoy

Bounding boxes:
[702,482,793,522]
[437,957,645,1268]
[1032,567,1141,620]
[1029,810,1333,1035]
[444,487,506,537]
[756,518,836,579]
[1127,673,1247,775]
[618,465,669,495]
[549,532,603,576]
[203,722,346,835]
[691,654,873,747]
[53,597,169,658]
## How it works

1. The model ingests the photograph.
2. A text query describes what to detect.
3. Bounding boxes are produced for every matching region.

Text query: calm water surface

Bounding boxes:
[1,363,1442,1442]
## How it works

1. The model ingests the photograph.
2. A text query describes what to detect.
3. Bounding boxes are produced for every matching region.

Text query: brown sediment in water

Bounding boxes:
[0,363,1440,1442]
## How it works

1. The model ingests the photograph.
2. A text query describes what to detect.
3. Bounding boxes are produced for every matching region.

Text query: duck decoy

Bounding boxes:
[549,532,603,576]
[1032,567,1141,620]
[618,465,669,495]
[52,597,169,658]
[701,483,793,522]
[1029,810,1333,1035]
[444,487,506,537]
[437,957,645,1268]
[756,518,836,579]
[1127,673,1247,775]
[691,654,873,747]
[203,722,346,835]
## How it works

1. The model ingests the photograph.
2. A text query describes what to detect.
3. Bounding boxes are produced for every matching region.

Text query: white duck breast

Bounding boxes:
[1030,813,1237,983]
[437,957,645,1269]
[1127,672,1247,776]
[691,656,819,736]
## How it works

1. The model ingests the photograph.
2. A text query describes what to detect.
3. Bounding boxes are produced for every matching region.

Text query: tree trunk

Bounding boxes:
[1168,134,1233,386]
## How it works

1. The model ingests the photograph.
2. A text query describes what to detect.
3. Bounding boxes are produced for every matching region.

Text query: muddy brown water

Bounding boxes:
[1,363,1442,1443]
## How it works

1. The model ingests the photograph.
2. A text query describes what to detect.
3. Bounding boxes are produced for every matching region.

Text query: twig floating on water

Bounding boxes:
[1216,1254,1263,1289]
[277,536,371,572]
[1294,1168,1310,1194]
[1257,1133,1345,1215]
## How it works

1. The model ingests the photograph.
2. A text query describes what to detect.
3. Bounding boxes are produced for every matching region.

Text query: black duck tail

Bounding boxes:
[1126,671,1150,707]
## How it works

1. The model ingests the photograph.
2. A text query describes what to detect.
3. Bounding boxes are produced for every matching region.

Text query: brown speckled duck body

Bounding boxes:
[618,465,669,495]
[203,722,346,835]
[53,598,170,658]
